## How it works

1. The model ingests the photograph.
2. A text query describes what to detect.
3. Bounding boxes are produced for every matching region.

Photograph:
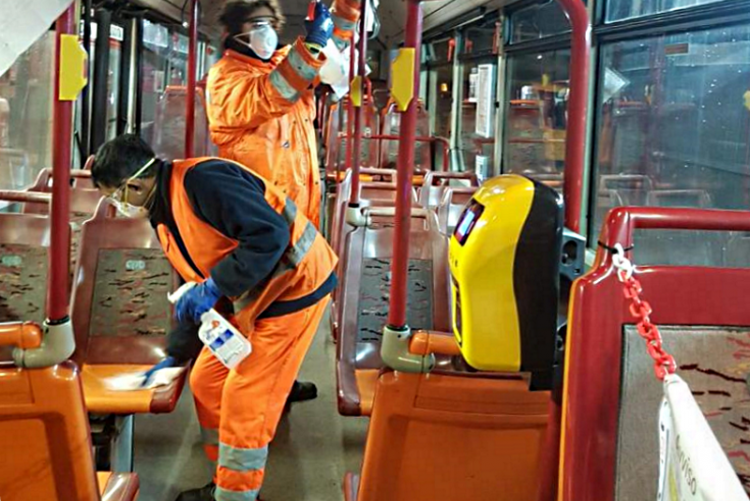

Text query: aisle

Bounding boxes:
[134,308,369,500]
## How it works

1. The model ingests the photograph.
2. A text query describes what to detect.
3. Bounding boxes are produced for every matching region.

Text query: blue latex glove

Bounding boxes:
[304,2,334,49]
[175,277,222,324]
[142,356,178,387]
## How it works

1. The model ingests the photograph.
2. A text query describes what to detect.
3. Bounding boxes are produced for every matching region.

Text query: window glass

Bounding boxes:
[426,38,455,64]
[0,31,55,190]
[511,0,570,44]
[433,64,454,139]
[606,0,724,23]
[459,59,498,178]
[593,25,750,265]
[168,33,189,86]
[463,20,499,55]
[106,39,122,140]
[503,49,570,190]
[141,19,170,144]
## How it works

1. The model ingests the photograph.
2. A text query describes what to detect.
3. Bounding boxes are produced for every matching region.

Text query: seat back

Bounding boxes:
[152,85,210,160]
[419,171,479,209]
[325,98,381,177]
[560,207,750,501]
[336,215,451,416]
[356,372,549,500]
[30,168,95,191]
[0,193,53,327]
[437,187,477,235]
[71,200,177,366]
[380,100,431,170]
[0,322,101,501]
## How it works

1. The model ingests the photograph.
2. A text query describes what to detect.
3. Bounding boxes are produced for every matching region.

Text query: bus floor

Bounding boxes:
[133,306,369,500]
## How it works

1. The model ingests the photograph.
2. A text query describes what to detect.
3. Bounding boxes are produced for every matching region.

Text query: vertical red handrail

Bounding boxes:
[538,1,590,500]
[348,0,368,206]
[48,3,75,321]
[344,40,356,172]
[559,0,591,233]
[386,0,423,329]
[185,0,199,158]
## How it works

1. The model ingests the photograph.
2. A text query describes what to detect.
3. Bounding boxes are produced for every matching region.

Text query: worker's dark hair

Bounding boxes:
[219,0,286,35]
[91,134,158,189]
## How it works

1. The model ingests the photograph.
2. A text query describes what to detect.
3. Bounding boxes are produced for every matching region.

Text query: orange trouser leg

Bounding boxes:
[191,348,229,469]
[191,297,329,501]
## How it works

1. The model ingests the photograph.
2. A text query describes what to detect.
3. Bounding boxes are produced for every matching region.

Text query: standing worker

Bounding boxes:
[89,134,338,501]
[206,0,362,230]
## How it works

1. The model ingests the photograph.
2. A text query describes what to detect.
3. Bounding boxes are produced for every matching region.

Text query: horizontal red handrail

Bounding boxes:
[599,207,750,251]
[0,190,51,204]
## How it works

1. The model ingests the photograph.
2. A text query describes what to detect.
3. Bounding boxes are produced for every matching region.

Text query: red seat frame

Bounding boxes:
[560,207,750,501]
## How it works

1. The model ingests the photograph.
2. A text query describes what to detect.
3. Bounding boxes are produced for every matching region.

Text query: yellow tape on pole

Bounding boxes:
[351,75,363,108]
[389,48,415,112]
[59,34,88,101]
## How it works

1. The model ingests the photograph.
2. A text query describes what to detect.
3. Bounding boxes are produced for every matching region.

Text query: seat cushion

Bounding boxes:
[98,471,140,501]
[83,364,187,414]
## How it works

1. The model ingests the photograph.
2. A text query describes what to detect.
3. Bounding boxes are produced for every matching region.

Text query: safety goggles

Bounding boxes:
[109,157,157,206]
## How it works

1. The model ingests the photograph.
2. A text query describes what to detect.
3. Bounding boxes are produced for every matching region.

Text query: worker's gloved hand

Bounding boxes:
[304,2,334,50]
[175,277,222,324]
[142,356,178,387]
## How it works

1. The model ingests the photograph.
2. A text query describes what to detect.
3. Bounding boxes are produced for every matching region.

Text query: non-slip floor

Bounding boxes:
[133,308,369,500]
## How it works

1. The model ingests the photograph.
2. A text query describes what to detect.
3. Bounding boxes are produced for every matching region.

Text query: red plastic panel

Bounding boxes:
[560,207,750,501]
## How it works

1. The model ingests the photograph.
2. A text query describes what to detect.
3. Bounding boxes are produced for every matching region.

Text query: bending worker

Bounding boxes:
[206,0,362,230]
[90,134,338,501]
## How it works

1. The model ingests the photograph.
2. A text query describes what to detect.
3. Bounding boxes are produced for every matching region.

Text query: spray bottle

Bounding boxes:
[168,282,252,369]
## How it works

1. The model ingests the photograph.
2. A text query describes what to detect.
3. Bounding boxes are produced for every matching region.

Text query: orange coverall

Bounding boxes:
[206,0,362,229]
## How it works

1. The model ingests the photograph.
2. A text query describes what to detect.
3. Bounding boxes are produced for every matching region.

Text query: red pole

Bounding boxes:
[537,1,590,500]
[348,0,368,206]
[559,0,590,233]
[48,3,75,321]
[185,0,199,158]
[387,0,423,329]
[344,40,356,172]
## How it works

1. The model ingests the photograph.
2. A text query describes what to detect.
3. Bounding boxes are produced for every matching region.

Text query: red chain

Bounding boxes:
[617,268,677,380]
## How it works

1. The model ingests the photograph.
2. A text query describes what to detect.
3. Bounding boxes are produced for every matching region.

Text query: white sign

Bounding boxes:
[475,155,489,181]
[475,64,496,138]
[658,374,749,501]
[0,0,73,78]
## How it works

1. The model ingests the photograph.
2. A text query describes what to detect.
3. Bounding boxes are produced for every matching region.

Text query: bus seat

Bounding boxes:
[336,216,450,416]
[419,171,479,210]
[344,372,549,500]
[23,182,102,283]
[325,98,381,180]
[30,167,95,191]
[381,99,431,171]
[560,207,750,501]
[0,322,139,501]
[0,210,52,328]
[71,200,187,415]
[436,187,477,235]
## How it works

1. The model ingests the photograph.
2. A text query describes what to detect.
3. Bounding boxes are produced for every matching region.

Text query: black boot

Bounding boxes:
[284,380,318,412]
[175,481,216,501]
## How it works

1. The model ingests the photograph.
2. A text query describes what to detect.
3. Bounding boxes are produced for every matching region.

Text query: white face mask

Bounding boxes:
[112,199,150,219]
[109,158,156,219]
[234,22,278,60]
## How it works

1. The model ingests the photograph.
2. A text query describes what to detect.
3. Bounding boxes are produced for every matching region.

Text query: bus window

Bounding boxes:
[503,48,570,190]
[593,24,750,265]
[0,31,55,191]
